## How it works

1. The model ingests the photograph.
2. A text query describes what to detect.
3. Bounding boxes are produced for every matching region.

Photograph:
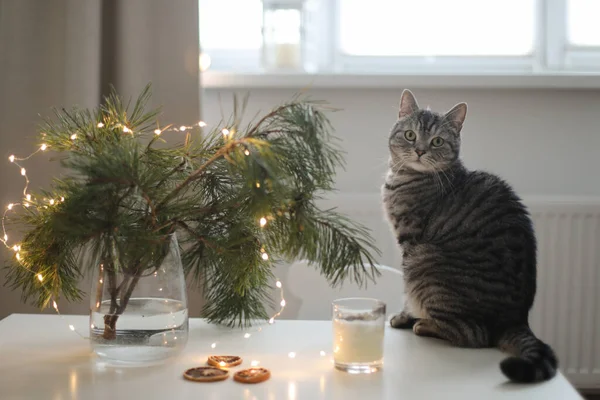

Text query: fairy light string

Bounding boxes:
[2,120,291,347]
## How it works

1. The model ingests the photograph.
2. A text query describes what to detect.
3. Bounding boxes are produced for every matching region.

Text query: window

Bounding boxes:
[199,0,263,70]
[199,0,600,74]
[567,0,600,46]
[564,0,600,69]
[338,0,536,57]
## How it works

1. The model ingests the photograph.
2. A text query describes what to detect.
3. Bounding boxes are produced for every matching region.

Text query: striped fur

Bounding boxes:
[383,90,557,383]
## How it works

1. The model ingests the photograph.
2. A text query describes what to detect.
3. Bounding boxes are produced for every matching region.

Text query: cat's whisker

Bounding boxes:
[431,166,445,194]
[426,159,447,195]
[386,157,404,171]
[392,160,407,172]
[438,167,455,193]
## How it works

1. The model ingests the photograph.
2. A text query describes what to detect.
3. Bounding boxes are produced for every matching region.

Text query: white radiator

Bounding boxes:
[318,194,600,389]
[528,199,600,389]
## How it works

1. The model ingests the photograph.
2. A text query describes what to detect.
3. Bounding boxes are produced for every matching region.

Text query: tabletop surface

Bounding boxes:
[0,314,582,400]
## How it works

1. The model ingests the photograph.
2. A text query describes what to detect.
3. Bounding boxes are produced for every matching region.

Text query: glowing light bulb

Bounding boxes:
[40,144,48,151]
[60,197,65,202]
[198,121,207,127]
[256,182,261,188]
[20,168,26,176]
[7,203,13,210]
[221,128,230,136]
[53,300,58,310]
[244,333,251,339]
[269,318,275,324]
[15,253,21,260]
[9,155,15,162]
[280,299,286,307]
[276,281,282,288]
[49,199,55,205]
[211,343,216,349]
[37,274,43,282]
[288,352,296,359]
[97,122,104,128]
[12,245,18,251]
[219,361,226,367]
[26,194,31,201]
[320,351,326,357]
[244,149,250,156]
[154,129,161,135]
[262,253,269,261]
[259,217,267,227]
[179,125,186,132]
[70,134,77,140]
[69,325,75,331]
[3,234,7,241]
[251,360,259,367]
[122,126,131,133]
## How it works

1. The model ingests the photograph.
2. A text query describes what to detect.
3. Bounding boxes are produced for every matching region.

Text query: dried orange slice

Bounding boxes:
[233,367,271,384]
[183,367,229,382]
[207,355,243,368]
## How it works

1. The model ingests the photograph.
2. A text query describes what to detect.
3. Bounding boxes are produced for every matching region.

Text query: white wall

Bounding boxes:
[203,88,600,197]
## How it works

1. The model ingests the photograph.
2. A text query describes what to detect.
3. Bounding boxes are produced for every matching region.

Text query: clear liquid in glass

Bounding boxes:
[90,298,188,365]
[332,298,386,373]
[89,234,188,365]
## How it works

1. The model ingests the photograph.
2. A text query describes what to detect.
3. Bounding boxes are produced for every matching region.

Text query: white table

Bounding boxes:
[0,314,581,400]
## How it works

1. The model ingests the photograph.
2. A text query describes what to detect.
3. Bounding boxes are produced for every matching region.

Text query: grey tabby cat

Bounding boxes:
[382,90,557,383]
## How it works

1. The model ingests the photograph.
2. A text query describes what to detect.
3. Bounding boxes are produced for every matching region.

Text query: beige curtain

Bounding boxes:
[0,0,203,318]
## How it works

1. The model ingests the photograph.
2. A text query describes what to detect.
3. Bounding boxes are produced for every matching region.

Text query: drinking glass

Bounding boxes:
[332,298,386,373]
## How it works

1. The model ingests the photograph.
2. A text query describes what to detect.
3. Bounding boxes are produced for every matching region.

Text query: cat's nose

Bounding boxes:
[415,149,426,157]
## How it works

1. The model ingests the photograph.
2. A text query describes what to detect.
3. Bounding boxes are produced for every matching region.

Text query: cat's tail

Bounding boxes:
[496,324,558,383]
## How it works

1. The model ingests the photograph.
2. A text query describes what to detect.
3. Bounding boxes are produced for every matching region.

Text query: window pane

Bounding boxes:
[568,0,600,46]
[339,0,535,56]
[199,0,263,49]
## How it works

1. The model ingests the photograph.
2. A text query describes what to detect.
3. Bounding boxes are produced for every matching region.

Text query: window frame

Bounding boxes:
[199,0,600,77]
[331,0,538,74]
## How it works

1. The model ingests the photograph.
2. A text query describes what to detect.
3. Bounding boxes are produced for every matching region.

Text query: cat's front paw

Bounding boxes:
[390,311,418,329]
[413,319,442,339]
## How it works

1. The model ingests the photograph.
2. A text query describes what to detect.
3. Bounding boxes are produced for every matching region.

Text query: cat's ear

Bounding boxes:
[444,102,468,134]
[399,89,419,118]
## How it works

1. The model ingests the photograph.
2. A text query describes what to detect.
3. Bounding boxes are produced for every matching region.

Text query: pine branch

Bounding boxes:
[3,84,381,328]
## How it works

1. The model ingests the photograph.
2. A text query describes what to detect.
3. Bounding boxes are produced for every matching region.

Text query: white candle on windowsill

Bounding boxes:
[274,42,301,69]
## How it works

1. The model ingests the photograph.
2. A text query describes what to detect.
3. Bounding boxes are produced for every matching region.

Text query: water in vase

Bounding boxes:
[90,298,188,364]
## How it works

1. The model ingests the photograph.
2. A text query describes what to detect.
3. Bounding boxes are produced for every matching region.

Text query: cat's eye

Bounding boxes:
[404,130,416,141]
[431,137,445,147]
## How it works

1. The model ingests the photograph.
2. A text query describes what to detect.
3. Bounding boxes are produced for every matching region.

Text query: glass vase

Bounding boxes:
[89,234,188,365]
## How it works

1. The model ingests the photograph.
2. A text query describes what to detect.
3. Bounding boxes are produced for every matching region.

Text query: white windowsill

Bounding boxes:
[202,71,600,90]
